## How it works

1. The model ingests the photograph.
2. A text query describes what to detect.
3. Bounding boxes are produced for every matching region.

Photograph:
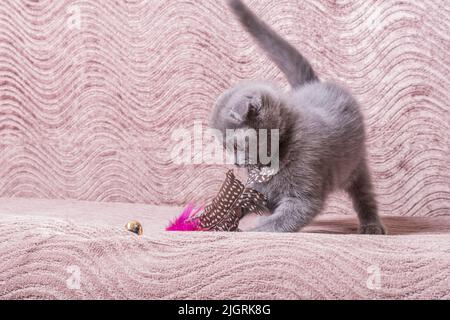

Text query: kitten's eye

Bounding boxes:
[248,103,259,117]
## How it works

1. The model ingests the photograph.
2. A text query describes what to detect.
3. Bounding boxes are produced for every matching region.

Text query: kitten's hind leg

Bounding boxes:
[250,196,321,232]
[347,163,386,235]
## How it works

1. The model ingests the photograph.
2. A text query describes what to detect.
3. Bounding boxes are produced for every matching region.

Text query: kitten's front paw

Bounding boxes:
[249,218,294,233]
[249,224,275,232]
[359,223,386,235]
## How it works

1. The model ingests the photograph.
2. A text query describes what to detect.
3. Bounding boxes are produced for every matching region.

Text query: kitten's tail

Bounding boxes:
[227,0,318,87]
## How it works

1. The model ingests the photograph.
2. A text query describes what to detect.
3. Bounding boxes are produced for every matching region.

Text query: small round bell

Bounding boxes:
[125,220,143,235]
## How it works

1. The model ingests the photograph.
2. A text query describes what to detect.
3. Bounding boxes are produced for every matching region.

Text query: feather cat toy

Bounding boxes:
[166,169,273,231]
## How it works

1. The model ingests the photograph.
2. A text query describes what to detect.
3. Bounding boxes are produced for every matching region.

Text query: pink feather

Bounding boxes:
[166,203,204,231]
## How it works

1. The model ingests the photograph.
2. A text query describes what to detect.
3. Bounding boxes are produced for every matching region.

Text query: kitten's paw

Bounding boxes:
[359,223,386,235]
[249,220,294,233]
[249,224,274,232]
[248,215,281,232]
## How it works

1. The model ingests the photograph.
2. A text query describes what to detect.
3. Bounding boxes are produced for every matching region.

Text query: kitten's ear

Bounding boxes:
[229,97,261,122]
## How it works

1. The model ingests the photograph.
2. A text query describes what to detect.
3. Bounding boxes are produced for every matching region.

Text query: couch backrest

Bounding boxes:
[0,0,448,216]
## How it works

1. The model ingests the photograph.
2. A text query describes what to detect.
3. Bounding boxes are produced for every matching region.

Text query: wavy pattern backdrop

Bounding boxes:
[0,0,448,216]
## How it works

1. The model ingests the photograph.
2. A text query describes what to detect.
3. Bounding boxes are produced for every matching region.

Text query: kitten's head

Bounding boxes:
[210,81,285,168]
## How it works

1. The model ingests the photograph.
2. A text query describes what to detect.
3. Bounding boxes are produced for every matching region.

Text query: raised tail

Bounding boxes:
[227,0,318,87]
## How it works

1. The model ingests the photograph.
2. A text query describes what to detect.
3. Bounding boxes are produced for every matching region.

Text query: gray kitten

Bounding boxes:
[210,0,386,234]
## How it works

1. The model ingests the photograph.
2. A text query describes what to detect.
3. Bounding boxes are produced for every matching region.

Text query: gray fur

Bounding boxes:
[210,0,386,234]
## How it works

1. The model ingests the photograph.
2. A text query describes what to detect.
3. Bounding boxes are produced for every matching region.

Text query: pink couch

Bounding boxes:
[0,0,448,299]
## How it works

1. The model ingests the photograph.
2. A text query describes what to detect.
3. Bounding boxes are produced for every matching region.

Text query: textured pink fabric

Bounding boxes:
[0,0,448,217]
[0,197,449,299]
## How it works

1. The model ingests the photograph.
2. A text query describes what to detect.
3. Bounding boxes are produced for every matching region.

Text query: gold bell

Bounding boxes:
[125,220,143,235]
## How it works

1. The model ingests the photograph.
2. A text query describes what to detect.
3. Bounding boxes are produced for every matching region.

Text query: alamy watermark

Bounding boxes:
[66,265,81,290]
[366,264,382,290]
[170,121,280,172]
[66,5,82,30]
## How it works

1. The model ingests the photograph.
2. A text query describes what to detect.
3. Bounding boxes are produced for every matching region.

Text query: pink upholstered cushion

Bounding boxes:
[0,197,449,299]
